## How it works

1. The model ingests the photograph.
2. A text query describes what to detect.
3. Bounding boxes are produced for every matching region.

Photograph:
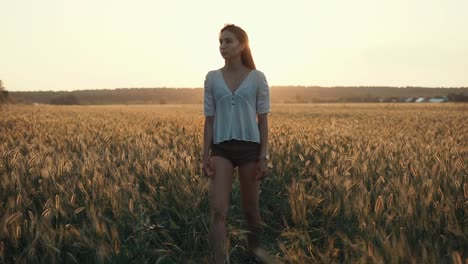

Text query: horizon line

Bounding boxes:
[7,85,468,93]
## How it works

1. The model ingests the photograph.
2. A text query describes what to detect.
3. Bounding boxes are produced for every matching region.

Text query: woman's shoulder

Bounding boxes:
[206,69,217,76]
[251,69,267,84]
[205,69,220,76]
[252,69,266,78]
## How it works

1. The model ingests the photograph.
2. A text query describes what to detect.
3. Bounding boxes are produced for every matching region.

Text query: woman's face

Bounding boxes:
[219,30,245,60]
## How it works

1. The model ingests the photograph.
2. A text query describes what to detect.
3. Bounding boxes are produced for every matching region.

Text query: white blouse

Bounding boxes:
[204,69,270,144]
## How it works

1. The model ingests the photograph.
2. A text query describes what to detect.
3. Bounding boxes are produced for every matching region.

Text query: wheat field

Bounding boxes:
[0,103,467,263]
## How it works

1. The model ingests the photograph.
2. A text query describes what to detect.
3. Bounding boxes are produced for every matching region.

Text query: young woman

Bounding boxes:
[202,24,271,263]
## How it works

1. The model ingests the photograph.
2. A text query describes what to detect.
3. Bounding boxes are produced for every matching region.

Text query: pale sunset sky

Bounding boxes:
[1,0,467,91]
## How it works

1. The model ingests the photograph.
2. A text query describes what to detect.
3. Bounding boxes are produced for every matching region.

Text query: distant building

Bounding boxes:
[428,97,447,103]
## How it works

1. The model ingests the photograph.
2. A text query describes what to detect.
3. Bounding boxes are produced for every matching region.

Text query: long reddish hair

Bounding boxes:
[220,24,256,70]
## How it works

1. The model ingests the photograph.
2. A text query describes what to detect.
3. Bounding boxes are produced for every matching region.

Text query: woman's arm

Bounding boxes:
[203,116,214,159]
[202,116,214,177]
[256,113,269,180]
[257,113,268,157]
[256,71,270,159]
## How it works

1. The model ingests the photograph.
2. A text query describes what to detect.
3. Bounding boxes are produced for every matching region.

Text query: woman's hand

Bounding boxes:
[256,158,269,181]
[202,156,214,178]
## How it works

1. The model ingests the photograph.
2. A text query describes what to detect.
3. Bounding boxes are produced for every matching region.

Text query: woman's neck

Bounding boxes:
[223,56,245,72]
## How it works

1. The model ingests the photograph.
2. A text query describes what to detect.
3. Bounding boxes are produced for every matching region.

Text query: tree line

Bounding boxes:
[6,86,468,105]
[0,80,9,104]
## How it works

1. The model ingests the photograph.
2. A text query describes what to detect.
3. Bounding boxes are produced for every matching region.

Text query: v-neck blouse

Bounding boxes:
[203,69,271,144]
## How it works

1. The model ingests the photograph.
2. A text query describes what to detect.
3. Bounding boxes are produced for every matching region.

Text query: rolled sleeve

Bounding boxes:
[203,72,215,116]
[256,71,270,114]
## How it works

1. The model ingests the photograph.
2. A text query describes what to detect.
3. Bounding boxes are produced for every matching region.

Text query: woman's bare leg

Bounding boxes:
[238,160,262,251]
[209,156,235,264]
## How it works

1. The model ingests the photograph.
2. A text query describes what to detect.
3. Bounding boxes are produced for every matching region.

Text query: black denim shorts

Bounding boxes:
[210,139,261,167]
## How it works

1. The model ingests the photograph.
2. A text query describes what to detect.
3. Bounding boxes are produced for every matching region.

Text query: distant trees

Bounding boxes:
[49,94,80,105]
[6,86,468,105]
[0,80,9,104]
[447,92,468,102]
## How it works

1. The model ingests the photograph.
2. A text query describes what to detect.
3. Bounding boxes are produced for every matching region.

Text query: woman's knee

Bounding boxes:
[243,208,260,222]
[211,207,228,224]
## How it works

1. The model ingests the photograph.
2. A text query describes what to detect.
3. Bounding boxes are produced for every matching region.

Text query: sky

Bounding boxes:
[1,0,467,91]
